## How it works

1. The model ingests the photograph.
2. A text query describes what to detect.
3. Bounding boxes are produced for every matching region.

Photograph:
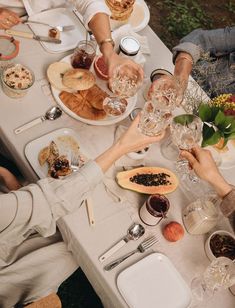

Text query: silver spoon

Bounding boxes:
[14,106,62,135]
[99,223,145,263]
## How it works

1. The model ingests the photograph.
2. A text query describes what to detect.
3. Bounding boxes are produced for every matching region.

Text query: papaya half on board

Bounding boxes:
[116,167,179,194]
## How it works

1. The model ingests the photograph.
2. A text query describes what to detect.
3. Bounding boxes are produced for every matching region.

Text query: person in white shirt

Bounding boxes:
[0,0,143,79]
[0,115,165,307]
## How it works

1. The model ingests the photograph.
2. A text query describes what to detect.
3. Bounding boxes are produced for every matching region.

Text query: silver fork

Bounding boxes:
[71,154,80,172]
[104,236,158,271]
[25,21,75,32]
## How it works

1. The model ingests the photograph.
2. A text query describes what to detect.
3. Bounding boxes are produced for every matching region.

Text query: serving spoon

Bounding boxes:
[14,106,62,135]
[99,223,145,263]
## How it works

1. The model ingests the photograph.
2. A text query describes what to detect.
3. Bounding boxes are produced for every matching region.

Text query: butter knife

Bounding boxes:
[5,30,61,44]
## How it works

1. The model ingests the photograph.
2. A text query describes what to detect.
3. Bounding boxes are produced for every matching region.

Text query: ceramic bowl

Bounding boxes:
[205,229,235,261]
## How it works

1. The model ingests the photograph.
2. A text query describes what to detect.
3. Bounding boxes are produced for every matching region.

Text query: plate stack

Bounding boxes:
[105,0,135,21]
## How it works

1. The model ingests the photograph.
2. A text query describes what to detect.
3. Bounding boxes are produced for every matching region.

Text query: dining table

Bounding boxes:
[0,14,234,308]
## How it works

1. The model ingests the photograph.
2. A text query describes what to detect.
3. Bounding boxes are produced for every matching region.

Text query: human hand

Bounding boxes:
[0,8,21,30]
[180,145,231,197]
[148,75,185,107]
[118,113,166,154]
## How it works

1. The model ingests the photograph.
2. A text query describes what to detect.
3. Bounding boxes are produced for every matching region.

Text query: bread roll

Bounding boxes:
[62,68,95,91]
[47,62,72,91]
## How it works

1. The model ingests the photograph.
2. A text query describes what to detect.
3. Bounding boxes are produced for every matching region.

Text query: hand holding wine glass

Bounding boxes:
[170,114,202,182]
[139,75,182,137]
[104,61,144,117]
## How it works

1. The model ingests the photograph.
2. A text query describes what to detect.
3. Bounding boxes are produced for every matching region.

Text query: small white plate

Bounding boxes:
[50,54,137,126]
[110,0,150,33]
[25,128,88,179]
[117,253,191,308]
[27,8,86,53]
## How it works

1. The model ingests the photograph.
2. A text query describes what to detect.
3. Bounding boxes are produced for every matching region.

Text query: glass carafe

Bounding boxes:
[182,193,220,235]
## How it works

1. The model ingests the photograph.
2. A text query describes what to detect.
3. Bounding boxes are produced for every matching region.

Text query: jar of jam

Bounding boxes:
[71,40,96,70]
[139,194,170,226]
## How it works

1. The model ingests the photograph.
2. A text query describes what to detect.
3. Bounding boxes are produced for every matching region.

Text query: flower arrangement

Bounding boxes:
[198,94,235,148]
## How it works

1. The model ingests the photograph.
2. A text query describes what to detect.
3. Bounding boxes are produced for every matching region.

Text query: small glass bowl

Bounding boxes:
[1,63,35,99]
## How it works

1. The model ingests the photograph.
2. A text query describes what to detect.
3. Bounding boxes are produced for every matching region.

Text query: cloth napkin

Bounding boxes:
[112,24,150,66]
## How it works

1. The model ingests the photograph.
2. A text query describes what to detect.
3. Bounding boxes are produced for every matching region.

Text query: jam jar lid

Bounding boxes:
[119,36,140,56]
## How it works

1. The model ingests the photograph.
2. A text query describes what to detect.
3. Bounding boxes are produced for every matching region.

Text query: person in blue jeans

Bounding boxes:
[172,27,235,98]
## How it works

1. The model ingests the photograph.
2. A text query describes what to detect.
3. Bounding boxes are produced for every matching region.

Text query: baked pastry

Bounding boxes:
[47,62,72,91]
[48,155,72,178]
[62,68,95,91]
[105,0,135,21]
[38,146,50,166]
[59,87,107,120]
[48,28,60,40]
[59,84,109,120]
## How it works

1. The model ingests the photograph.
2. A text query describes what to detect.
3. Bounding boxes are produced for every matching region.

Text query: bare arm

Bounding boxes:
[96,114,165,172]
[0,166,21,191]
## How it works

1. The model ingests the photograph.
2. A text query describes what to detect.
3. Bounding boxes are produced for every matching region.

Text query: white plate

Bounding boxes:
[207,140,235,170]
[51,54,137,126]
[110,0,150,33]
[27,8,86,53]
[25,128,88,179]
[117,253,191,308]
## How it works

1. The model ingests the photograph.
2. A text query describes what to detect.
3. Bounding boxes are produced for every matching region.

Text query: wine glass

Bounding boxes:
[104,63,143,117]
[170,114,202,182]
[191,257,235,306]
[138,100,172,136]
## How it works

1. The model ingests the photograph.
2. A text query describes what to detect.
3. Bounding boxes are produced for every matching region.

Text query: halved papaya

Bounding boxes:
[116,167,178,194]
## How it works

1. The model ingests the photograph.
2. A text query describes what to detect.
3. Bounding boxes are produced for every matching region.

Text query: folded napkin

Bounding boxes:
[112,24,150,66]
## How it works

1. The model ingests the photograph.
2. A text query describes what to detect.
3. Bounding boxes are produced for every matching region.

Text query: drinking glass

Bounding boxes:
[109,63,143,98]
[105,64,143,117]
[191,257,235,305]
[138,100,172,136]
[170,114,202,182]
[148,75,183,110]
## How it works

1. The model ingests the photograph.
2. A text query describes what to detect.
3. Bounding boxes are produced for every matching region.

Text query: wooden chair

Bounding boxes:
[25,293,61,308]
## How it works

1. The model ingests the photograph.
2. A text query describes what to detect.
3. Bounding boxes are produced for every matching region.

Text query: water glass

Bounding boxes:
[138,101,172,136]
[109,64,143,98]
[191,257,235,304]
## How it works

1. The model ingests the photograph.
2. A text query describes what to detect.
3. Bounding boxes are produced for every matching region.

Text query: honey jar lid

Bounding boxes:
[119,36,140,56]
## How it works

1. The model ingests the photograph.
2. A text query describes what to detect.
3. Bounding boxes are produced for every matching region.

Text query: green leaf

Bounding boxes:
[199,104,212,122]
[202,123,215,140]
[215,110,226,127]
[228,132,235,140]
[173,114,196,125]
[210,106,220,121]
[202,130,222,146]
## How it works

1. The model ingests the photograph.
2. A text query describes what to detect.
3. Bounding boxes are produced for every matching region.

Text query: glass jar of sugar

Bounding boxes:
[182,194,219,235]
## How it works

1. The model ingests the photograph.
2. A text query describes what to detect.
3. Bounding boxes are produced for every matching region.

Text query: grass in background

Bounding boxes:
[163,0,211,39]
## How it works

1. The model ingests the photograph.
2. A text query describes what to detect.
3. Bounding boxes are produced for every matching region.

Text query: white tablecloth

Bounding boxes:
[0,21,234,308]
